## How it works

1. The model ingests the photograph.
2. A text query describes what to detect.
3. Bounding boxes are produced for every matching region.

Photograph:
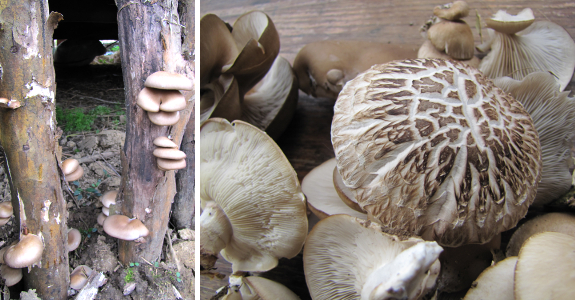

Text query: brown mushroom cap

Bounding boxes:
[293,40,418,99]
[62,158,80,175]
[417,40,481,68]
[152,148,187,160]
[3,234,44,268]
[144,71,193,91]
[100,190,118,208]
[153,136,178,148]
[427,20,475,60]
[147,111,180,126]
[331,59,542,247]
[0,202,13,219]
[65,165,84,182]
[433,1,470,21]
[97,212,107,226]
[70,265,94,290]
[156,157,187,171]
[463,256,517,300]
[103,215,149,241]
[67,228,82,252]
[0,264,22,287]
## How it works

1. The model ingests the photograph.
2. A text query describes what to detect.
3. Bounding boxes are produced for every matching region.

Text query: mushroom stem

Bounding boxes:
[200,201,233,262]
[361,241,443,300]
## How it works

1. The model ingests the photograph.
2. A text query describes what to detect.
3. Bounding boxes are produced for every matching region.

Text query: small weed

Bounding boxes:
[125,267,135,283]
[71,179,102,200]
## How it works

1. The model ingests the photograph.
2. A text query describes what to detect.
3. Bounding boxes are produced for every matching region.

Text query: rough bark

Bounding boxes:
[171,0,195,230]
[0,1,69,299]
[116,0,193,264]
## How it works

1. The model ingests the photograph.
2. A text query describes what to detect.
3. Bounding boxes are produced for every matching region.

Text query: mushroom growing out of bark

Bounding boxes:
[103,215,149,241]
[514,232,575,299]
[304,214,442,300]
[3,233,44,268]
[200,118,307,273]
[331,58,542,247]
[0,201,13,226]
[62,158,84,182]
[293,40,418,99]
[0,97,21,109]
[152,136,187,171]
[478,8,575,91]
[493,72,575,206]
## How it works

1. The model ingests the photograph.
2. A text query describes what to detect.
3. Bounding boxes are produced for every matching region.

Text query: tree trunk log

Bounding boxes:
[116,0,193,264]
[172,0,195,230]
[0,1,69,299]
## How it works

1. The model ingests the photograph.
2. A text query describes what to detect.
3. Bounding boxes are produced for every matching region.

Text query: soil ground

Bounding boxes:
[0,58,195,299]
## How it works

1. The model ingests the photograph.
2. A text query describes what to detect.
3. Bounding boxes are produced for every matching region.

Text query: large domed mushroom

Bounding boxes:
[331,58,542,247]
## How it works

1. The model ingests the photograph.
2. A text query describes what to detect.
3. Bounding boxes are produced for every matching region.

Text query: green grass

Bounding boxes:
[56,105,113,132]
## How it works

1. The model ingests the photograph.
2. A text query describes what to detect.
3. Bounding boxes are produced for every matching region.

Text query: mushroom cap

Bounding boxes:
[137,88,186,113]
[240,55,299,140]
[97,212,107,226]
[433,1,470,21]
[152,148,187,160]
[332,164,365,213]
[479,21,575,91]
[62,158,80,175]
[485,8,534,35]
[103,215,149,241]
[3,234,44,268]
[332,59,542,247]
[417,40,481,68]
[70,265,94,290]
[200,118,307,272]
[102,207,110,216]
[293,40,418,99]
[463,256,517,300]
[100,190,118,208]
[514,232,575,300]
[304,214,442,300]
[65,165,84,182]
[506,212,575,257]
[0,201,13,219]
[153,136,178,148]
[156,157,187,171]
[427,20,475,60]
[301,158,367,219]
[67,228,82,252]
[225,275,300,300]
[144,71,193,91]
[0,264,22,287]
[0,218,9,226]
[200,13,240,87]
[147,110,180,126]
[493,72,575,205]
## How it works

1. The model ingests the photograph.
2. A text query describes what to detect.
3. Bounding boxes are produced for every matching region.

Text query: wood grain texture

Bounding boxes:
[200,1,575,299]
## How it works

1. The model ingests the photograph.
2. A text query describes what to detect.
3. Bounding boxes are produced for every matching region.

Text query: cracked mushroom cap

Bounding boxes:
[514,232,575,300]
[479,19,575,91]
[103,215,149,241]
[332,59,542,247]
[493,72,575,206]
[302,158,367,219]
[304,214,442,300]
[200,118,307,273]
[3,234,44,268]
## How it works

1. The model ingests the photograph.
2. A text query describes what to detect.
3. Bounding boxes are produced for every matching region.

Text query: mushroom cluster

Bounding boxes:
[0,233,44,286]
[62,158,84,182]
[137,71,193,126]
[103,214,149,241]
[152,136,187,171]
[418,1,480,67]
[331,58,542,247]
[200,11,298,139]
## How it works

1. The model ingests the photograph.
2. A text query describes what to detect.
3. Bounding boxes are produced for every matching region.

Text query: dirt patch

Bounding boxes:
[0,63,194,299]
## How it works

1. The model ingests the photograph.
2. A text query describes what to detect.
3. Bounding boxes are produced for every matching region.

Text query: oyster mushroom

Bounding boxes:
[0,202,13,226]
[433,1,470,21]
[3,233,44,268]
[223,275,300,300]
[304,214,442,300]
[331,58,542,247]
[463,256,518,300]
[493,72,575,205]
[478,9,575,91]
[293,40,418,99]
[427,19,475,60]
[200,118,307,272]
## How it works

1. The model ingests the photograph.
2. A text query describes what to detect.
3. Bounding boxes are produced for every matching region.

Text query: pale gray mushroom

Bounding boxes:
[493,72,575,205]
[0,264,22,287]
[479,9,575,91]
[332,59,542,247]
[514,232,575,300]
[200,118,307,273]
[463,256,517,300]
[304,214,442,300]
[301,158,367,220]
